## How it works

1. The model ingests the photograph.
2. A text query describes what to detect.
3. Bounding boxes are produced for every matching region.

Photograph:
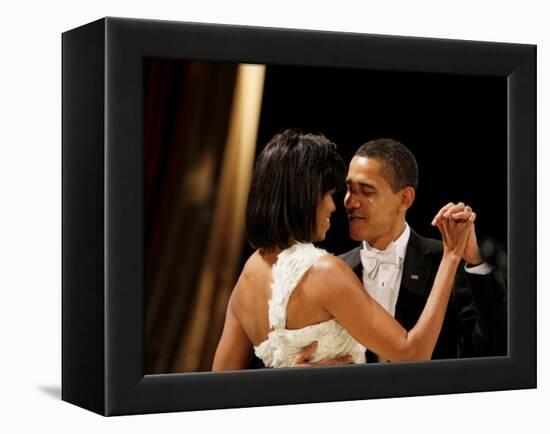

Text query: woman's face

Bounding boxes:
[314,189,337,241]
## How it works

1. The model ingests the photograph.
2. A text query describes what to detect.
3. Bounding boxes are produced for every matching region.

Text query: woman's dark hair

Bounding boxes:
[246,129,346,250]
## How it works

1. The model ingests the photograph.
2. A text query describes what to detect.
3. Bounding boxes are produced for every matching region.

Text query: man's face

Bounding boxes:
[344,156,406,247]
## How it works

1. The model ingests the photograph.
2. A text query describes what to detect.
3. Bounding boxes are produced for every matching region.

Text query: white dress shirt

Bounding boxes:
[360,224,410,317]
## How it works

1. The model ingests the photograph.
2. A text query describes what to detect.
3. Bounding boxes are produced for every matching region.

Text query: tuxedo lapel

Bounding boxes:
[394,229,436,329]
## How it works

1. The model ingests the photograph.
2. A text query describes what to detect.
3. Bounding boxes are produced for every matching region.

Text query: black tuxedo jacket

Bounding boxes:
[339,229,507,361]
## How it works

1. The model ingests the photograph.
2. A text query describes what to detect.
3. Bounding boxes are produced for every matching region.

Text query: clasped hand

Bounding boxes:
[431,201,482,266]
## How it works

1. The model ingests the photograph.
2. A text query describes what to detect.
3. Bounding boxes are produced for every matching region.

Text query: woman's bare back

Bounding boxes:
[231,248,333,347]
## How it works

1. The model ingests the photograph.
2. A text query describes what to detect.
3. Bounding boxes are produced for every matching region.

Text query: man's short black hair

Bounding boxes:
[246,128,346,250]
[355,138,418,192]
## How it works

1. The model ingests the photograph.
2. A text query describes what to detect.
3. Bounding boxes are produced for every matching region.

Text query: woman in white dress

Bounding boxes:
[212,129,474,370]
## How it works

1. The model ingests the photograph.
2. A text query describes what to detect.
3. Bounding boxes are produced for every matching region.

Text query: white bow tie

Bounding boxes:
[360,244,400,281]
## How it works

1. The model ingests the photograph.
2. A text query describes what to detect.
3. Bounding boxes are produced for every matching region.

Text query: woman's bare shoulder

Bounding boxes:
[306,255,360,298]
[313,254,353,273]
[232,250,273,299]
[239,250,273,281]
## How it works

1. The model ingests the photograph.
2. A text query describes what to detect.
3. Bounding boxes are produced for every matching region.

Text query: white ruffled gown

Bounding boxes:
[254,243,366,368]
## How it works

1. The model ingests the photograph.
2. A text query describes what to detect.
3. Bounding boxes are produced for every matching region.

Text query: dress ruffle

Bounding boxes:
[254,243,366,368]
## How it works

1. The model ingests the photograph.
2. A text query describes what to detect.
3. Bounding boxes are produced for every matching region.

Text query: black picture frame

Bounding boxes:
[62,17,536,416]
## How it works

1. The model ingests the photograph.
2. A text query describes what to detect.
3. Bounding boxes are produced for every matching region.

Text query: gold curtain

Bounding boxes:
[144,60,265,373]
[173,64,266,372]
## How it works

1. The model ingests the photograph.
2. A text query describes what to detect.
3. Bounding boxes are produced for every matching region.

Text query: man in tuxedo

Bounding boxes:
[296,138,506,364]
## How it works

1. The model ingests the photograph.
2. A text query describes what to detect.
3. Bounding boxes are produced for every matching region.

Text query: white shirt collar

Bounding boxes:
[362,222,411,261]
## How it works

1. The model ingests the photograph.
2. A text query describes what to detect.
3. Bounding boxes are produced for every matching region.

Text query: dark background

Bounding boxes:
[242,65,507,262]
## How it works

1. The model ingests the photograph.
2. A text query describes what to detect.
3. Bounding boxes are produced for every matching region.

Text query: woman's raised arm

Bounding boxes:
[310,217,473,361]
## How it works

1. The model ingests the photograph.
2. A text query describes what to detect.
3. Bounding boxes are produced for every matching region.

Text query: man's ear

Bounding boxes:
[401,186,416,211]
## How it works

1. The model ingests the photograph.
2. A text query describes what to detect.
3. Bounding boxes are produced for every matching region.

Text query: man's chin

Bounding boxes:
[348,220,369,241]
[348,230,366,242]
